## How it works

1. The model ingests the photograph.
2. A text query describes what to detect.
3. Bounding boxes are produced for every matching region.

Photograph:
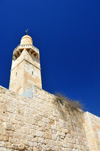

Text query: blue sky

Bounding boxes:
[0,0,100,116]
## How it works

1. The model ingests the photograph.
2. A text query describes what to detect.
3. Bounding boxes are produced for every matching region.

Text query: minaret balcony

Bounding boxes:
[13,44,39,60]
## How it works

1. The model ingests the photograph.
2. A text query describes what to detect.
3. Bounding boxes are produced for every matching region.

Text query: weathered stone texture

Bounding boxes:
[0,86,89,151]
[84,112,100,151]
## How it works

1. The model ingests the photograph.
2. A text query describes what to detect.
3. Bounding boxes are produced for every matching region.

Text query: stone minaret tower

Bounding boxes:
[9,34,42,95]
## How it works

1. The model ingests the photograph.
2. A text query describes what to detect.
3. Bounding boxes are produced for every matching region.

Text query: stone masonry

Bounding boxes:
[84,112,100,151]
[9,35,42,95]
[0,34,100,151]
[0,86,89,151]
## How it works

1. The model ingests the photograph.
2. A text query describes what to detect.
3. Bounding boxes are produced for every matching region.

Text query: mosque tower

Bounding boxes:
[9,32,42,95]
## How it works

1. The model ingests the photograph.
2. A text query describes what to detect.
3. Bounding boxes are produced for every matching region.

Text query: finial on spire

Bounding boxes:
[25,29,28,35]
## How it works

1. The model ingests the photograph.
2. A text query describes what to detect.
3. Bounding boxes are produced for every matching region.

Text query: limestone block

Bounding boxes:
[36,130,44,137]
[0,135,3,141]
[51,125,57,130]
[33,147,38,151]
[33,142,37,147]
[5,123,15,131]
[0,87,6,94]
[52,134,57,140]
[5,142,11,148]
[32,136,38,142]
[38,121,43,127]
[0,103,6,110]
[38,126,46,132]
[0,148,6,151]
[57,131,65,136]
[38,137,45,143]
[63,142,69,148]
[0,109,7,116]
[7,112,15,120]
[56,140,63,146]
[0,141,5,147]
[5,149,12,151]
[45,132,52,139]
[11,144,18,150]
[30,129,36,136]
[52,129,57,134]
[61,128,69,133]
[9,137,19,144]
[18,144,25,150]
[2,135,9,141]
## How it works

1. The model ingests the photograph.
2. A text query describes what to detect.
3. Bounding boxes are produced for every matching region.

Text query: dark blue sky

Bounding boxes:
[0,0,100,116]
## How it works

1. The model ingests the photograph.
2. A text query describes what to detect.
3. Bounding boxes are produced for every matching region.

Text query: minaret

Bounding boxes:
[9,33,42,95]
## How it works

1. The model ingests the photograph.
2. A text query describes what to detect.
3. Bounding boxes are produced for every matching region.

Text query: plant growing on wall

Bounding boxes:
[54,93,85,129]
[55,93,84,111]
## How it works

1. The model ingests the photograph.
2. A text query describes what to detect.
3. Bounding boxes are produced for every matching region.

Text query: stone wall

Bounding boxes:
[84,112,100,151]
[0,85,89,151]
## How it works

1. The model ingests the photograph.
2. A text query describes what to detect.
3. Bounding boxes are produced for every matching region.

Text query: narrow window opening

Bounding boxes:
[32,71,33,75]
[16,72,17,76]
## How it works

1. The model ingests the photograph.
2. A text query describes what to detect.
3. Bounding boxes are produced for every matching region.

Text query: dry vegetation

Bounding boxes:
[55,93,84,111]
[54,93,85,130]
